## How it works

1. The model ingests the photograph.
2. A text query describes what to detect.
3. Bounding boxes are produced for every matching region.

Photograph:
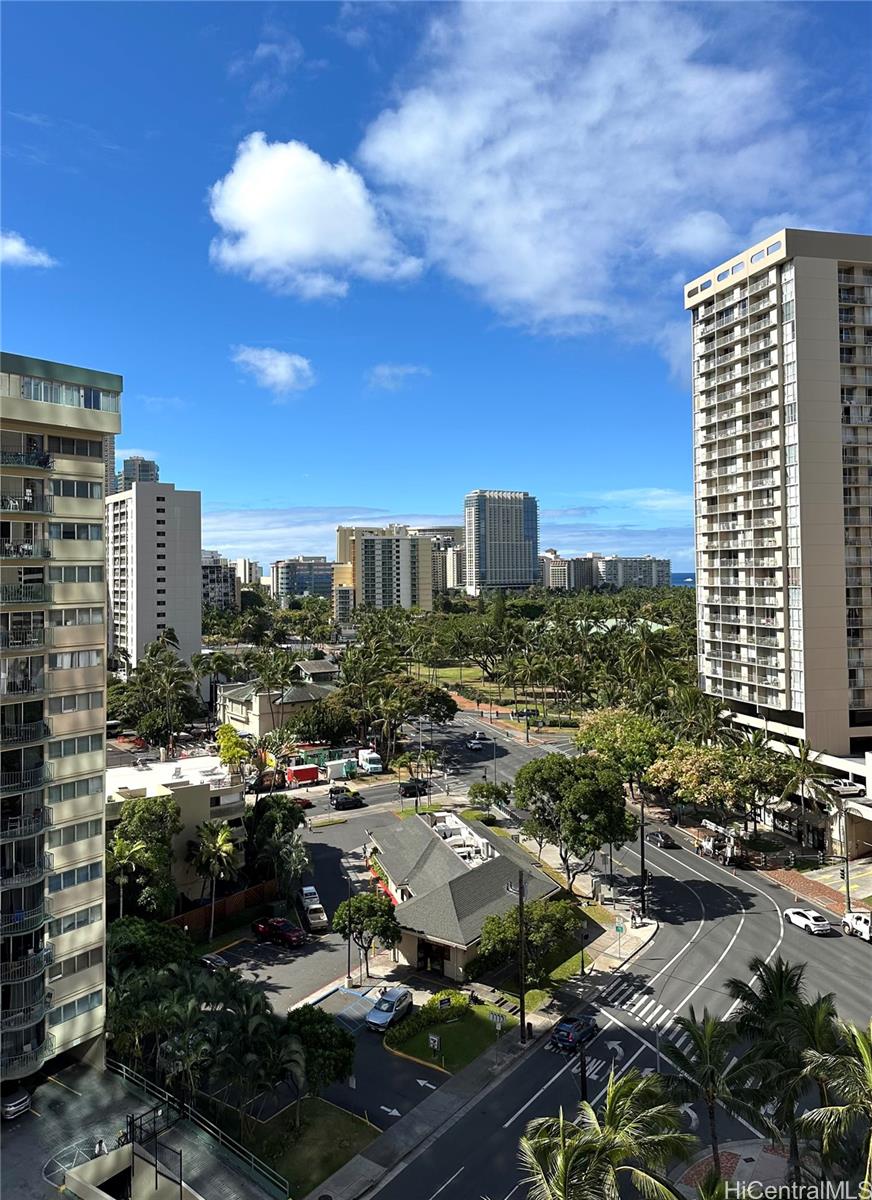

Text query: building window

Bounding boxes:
[49,733,104,758]
[48,565,104,583]
[49,649,103,669]
[48,946,103,981]
[47,775,102,804]
[49,608,104,626]
[48,989,103,1026]
[48,862,102,893]
[48,902,102,938]
[47,818,102,848]
[51,480,103,499]
[47,436,103,459]
[48,523,103,541]
[49,691,103,715]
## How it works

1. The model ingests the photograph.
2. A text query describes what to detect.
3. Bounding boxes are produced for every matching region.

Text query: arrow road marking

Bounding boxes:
[571,1056,606,1081]
[680,1103,700,1131]
[417,1079,437,1090]
[380,1106,401,1118]
[606,1041,625,1061]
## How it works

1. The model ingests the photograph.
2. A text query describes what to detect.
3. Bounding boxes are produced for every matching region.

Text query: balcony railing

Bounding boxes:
[0,1034,55,1080]
[0,944,53,983]
[0,806,51,841]
[0,722,51,747]
[0,763,53,795]
[0,583,52,605]
[0,628,50,650]
[0,852,54,889]
[0,676,47,699]
[0,494,53,515]
[0,542,51,561]
[0,996,52,1032]
[0,900,52,934]
[0,451,54,471]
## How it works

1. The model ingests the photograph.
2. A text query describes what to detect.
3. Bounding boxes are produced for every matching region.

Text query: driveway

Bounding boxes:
[317,987,447,1131]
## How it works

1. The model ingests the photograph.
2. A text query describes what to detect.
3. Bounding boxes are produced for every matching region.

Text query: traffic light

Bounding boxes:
[762,854,768,869]
[786,852,795,869]
[818,851,824,866]
[840,867,846,881]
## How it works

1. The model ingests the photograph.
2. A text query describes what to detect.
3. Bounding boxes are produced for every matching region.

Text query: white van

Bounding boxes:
[842,910,872,942]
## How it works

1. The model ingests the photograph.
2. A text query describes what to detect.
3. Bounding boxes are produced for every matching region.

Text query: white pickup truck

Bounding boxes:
[842,910,872,941]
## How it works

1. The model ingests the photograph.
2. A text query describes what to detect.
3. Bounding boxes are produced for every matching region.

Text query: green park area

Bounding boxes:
[396,1002,518,1074]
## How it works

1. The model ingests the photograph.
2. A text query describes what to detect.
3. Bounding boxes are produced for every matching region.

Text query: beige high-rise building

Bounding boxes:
[105,482,202,667]
[333,528,433,614]
[464,490,539,596]
[1,351,122,1081]
[686,229,872,761]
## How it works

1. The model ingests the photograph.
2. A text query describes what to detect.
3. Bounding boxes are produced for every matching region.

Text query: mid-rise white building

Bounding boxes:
[446,544,466,590]
[464,490,539,596]
[105,482,201,666]
[2,351,122,1081]
[588,554,671,589]
[333,527,433,613]
[235,557,261,587]
[539,550,597,591]
[202,551,241,612]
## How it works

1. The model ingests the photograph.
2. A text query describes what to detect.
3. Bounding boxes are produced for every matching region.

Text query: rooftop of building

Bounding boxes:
[106,754,236,798]
[219,680,335,706]
[1,350,123,393]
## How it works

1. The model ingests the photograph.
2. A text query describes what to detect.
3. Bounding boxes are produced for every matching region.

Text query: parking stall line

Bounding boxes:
[426,1167,465,1200]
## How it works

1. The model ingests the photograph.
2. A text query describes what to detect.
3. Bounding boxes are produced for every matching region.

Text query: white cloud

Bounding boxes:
[1,230,58,268]
[367,363,431,390]
[231,345,316,397]
[209,133,422,299]
[595,488,694,514]
[228,22,304,108]
[356,2,868,346]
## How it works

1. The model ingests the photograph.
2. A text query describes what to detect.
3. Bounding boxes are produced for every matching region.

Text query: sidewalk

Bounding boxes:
[761,866,871,917]
[302,919,657,1200]
[673,1139,789,1196]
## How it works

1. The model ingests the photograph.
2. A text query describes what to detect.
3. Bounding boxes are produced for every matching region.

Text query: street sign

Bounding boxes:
[438,996,451,1009]
[489,1011,505,1027]
[428,1033,441,1052]
[615,922,625,935]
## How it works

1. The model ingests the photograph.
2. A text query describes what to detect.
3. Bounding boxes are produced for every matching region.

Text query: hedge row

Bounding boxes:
[384,988,470,1049]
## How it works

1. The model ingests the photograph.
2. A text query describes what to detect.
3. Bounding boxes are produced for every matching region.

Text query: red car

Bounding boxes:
[251,917,306,948]
[293,795,314,809]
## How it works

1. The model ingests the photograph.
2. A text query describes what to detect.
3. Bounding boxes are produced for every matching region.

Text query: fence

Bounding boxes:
[106,1059,290,1200]
[165,879,278,935]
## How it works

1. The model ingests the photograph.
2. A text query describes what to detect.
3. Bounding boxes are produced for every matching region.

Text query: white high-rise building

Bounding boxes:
[105,482,201,667]
[333,528,433,612]
[588,554,671,589]
[686,228,872,762]
[464,490,539,596]
[235,557,261,587]
[2,351,122,1080]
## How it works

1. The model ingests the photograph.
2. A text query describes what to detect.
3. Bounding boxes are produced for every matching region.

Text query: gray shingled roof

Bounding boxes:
[220,681,334,705]
[374,817,558,948]
[293,659,339,677]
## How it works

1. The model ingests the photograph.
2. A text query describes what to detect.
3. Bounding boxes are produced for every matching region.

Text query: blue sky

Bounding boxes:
[3,2,870,570]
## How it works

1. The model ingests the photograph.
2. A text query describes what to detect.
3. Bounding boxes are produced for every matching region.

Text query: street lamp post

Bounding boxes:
[506,871,528,1045]
[638,791,648,919]
[492,736,498,786]
[344,871,353,989]
[841,803,853,913]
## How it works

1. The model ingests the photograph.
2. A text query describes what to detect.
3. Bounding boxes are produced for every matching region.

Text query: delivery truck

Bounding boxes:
[357,749,383,775]
[322,758,357,781]
[285,764,319,786]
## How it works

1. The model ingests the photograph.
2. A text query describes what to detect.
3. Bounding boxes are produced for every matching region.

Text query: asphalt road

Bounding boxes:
[369,822,872,1200]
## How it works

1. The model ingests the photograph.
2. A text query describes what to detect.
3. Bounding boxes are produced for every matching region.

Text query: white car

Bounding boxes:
[304,903,330,932]
[828,779,864,797]
[300,885,320,907]
[784,908,832,935]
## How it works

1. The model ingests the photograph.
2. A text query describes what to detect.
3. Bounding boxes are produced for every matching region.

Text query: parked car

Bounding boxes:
[842,910,872,941]
[300,885,320,907]
[828,779,864,797]
[200,952,231,973]
[365,986,413,1031]
[251,917,307,947]
[245,769,286,794]
[399,778,428,797]
[293,794,314,809]
[512,709,540,720]
[646,830,678,849]
[549,1014,599,1051]
[304,903,330,932]
[784,908,833,936]
[330,790,364,810]
[0,1084,31,1120]
[467,740,483,752]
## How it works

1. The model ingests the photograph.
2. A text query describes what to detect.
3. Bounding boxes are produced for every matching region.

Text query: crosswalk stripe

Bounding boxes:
[635,998,657,1020]
[659,1017,677,1038]
[645,1003,664,1024]
[674,1033,690,1050]
[628,993,650,1013]
[652,1008,672,1028]
[603,980,632,1003]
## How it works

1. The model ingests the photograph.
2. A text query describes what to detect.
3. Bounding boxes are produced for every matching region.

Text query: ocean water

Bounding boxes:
[671,572,696,588]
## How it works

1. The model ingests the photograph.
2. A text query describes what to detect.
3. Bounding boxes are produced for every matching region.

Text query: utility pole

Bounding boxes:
[841,804,853,913]
[492,736,498,786]
[577,1037,589,1103]
[507,871,528,1045]
[638,790,648,919]
[344,871,353,989]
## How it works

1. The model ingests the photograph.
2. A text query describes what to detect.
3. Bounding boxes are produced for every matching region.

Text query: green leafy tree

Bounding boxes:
[800,1019,872,1188]
[645,744,739,824]
[116,793,183,918]
[480,898,584,987]
[332,893,402,976]
[779,740,835,843]
[107,917,195,981]
[575,708,670,799]
[467,780,512,807]
[284,1004,355,1095]
[190,819,241,941]
[257,829,311,903]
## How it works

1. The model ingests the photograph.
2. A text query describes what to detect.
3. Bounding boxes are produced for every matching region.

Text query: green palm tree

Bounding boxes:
[106,833,147,918]
[518,1068,694,1200]
[799,1019,872,1187]
[191,820,241,941]
[257,829,311,903]
[257,1033,307,1129]
[660,1007,767,1179]
[780,740,834,845]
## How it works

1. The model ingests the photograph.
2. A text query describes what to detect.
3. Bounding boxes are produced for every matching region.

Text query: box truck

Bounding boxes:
[357,749,383,775]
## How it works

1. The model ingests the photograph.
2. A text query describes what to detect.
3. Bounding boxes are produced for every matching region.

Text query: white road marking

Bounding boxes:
[502,1055,577,1127]
[646,1003,664,1024]
[635,998,658,1020]
[628,993,651,1012]
[500,1185,523,1200]
[652,1008,672,1028]
[426,1167,465,1200]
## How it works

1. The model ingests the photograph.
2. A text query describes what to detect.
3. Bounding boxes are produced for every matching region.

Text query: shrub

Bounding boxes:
[384,988,470,1048]
[463,808,497,826]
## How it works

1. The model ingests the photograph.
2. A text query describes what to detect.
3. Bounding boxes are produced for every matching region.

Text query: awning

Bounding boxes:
[846,800,872,823]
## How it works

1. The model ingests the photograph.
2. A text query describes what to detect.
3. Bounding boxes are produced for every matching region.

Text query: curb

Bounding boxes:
[382,1042,451,1075]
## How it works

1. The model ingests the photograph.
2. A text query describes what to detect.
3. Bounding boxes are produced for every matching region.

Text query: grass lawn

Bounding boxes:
[397,803,451,819]
[398,1004,517,1073]
[498,935,592,1011]
[584,902,615,928]
[252,1097,377,1198]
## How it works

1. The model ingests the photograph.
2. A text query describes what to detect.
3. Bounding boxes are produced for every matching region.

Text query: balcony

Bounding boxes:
[0,944,53,983]
[1,1034,55,1081]
[1,493,54,516]
[0,451,54,471]
[0,721,51,747]
[0,676,47,699]
[1,996,52,1032]
[0,852,54,889]
[0,900,52,935]
[0,583,52,605]
[0,763,53,795]
[0,628,50,650]
[0,542,51,561]
[0,806,51,841]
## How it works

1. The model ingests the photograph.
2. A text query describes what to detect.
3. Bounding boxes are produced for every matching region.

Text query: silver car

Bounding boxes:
[365,987,413,1031]
[1,1084,31,1120]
